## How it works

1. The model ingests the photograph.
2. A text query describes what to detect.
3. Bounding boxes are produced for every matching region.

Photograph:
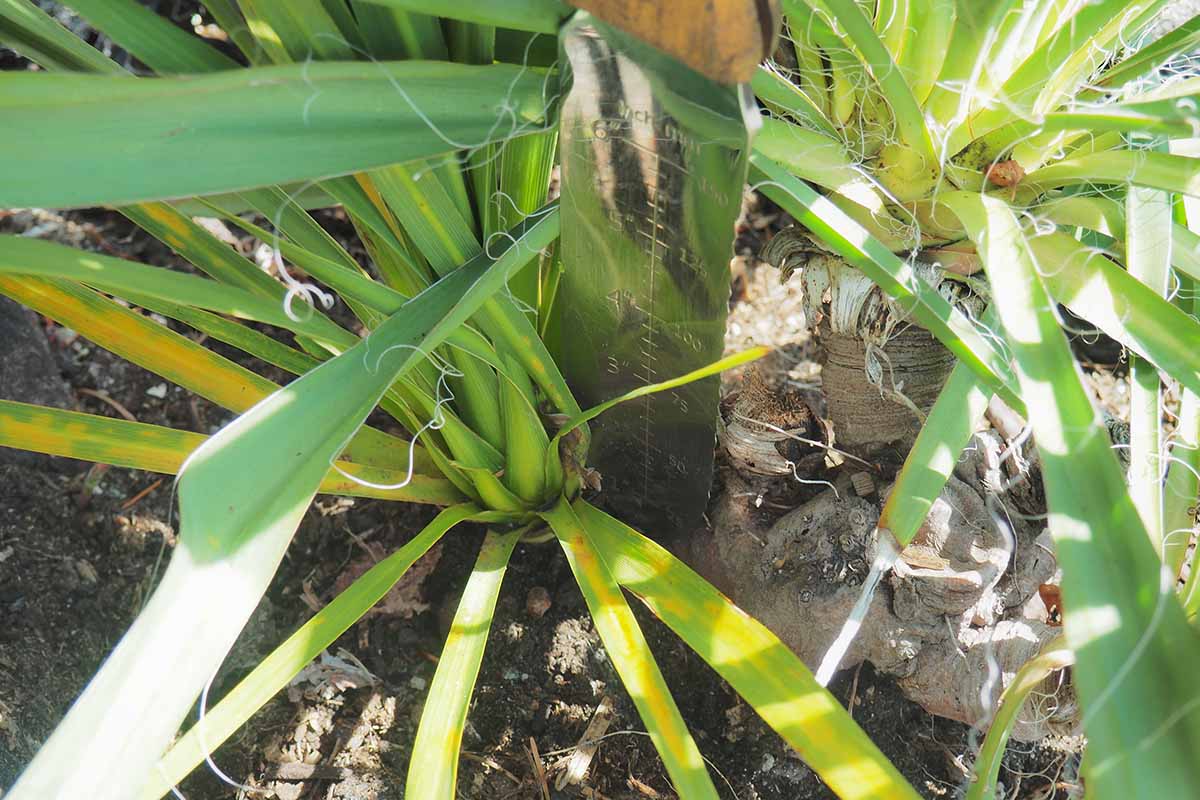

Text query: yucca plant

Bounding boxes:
[0,2,923,800]
[1,2,1200,800]
[737,0,1200,795]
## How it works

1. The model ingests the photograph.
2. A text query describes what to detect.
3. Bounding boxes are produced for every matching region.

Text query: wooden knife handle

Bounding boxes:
[566,0,781,84]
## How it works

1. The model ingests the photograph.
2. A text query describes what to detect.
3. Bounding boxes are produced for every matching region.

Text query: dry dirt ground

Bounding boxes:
[0,200,1081,800]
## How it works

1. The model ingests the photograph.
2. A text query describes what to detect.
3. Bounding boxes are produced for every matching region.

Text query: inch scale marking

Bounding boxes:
[639,168,664,505]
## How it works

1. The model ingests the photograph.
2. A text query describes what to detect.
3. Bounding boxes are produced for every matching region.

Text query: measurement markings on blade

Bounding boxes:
[639,160,663,502]
[553,16,756,534]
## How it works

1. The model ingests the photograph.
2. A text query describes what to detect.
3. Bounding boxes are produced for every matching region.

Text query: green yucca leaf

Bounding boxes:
[578,501,923,800]
[1181,495,1200,621]
[218,198,561,465]
[141,504,486,800]
[754,117,911,249]
[973,0,1049,88]
[0,399,460,505]
[0,61,550,208]
[1024,150,1200,198]
[1025,230,1200,401]
[779,0,835,120]
[964,638,1073,800]
[407,528,521,800]
[878,359,992,546]
[872,0,909,63]
[987,96,1200,145]
[121,202,283,296]
[803,0,937,188]
[415,390,503,472]
[237,0,355,62]
[355,215,432,297]
[350,0,449,60]
[1165,194,1200,581]
[225,186,409,351]
[1095,14,1200,90]
[1164,380,1200,579]
[950,0,1170,151]
[474,292,583,419]
[450,353,507,452]
[494,128,558,308]
[1034,194,1126,238]
[457,463,528,513]
[236,186,369,277]
[8,209,551,799]
[895,0,954,105]
[194,0,267,65]
[370,162,481,276]
[0,0,126,73]
[498,353,550,503]
[1168,220,1200,282]
[123,196,374,362]
[1126,173,1173,554]
[752,66,839,137]
[0,235,355,351]
[1034,194,1200,285]
[543,498,721,800]
[469,141,501,240]
[749,152,1023,410]
[754,117,872,193]
[64,0,238,73]
[360,0,569,34]
[170,182,337,216]
[323,175,427,285]
[367,164,510,439]
[1022,0,1167,116]
[198,206,413,315]
[364,161,517,444]
[922,0,1021,126]
[944,191,1200,800]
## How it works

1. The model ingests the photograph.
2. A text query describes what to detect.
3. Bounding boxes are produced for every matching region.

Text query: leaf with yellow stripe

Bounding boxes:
[0,276,432,475]
[0,400,462,506]
[541,498,720,800]
[578,501,923,800]
[0,235,353,351]
[407,528,521,799]
[10,222,544,800]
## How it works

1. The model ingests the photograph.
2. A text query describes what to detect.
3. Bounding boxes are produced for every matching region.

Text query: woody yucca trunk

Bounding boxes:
[705,0,1200,784]
[761,239,983,456]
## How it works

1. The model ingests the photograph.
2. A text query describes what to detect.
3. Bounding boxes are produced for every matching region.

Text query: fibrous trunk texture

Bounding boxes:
[701,243,1075,742]
[820,322,955,454]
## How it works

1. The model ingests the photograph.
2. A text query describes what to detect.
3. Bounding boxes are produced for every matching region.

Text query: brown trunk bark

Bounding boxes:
[820,322,955,455]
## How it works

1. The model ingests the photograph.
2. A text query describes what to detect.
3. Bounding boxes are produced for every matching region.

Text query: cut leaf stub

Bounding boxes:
[721,362,827,477]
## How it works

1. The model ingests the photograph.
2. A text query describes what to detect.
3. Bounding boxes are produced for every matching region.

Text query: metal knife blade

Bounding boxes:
[551,14,759,535]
